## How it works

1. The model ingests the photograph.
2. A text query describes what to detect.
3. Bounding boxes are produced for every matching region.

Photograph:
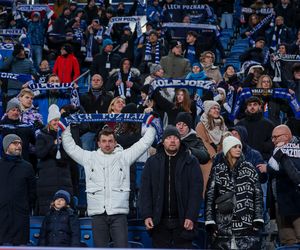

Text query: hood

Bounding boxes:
[181,129,197,140]
[230,125,248,146]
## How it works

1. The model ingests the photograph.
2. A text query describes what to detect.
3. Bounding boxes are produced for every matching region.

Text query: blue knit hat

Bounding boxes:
[102,38,113,49]
[192,62,202,70]
[53,190,71,204]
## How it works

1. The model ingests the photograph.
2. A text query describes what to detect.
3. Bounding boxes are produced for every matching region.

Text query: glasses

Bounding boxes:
[205,55,213,58]
[11,141,22,146]
[271,134,286,140]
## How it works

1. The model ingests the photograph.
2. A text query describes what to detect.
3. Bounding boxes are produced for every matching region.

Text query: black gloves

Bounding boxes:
[206,223,218,236]
[253,221,264,231]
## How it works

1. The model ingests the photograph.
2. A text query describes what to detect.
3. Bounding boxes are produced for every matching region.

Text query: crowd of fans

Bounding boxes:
[0,0,300,248]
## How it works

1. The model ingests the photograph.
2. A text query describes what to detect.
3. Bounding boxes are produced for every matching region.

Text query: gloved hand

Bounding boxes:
[253,221,264,231]
[272,148,284,162]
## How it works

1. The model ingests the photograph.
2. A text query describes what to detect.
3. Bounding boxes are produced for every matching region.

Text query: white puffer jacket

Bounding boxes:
[62,126,156,216]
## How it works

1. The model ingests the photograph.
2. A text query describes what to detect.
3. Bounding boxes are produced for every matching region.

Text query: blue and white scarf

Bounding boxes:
[241,7,274,15]
[105,16,142,38]
[117,70,132,98]
[271,54,300,82]
[16,4,50,12]
[0,71,32,82]
[61,113,163,143]
[144,41,160,64]
[0,29,23,36]
[151,78,216,90]
[270,25,282,51]
[230,88,300,120]
[28,82,80,107]
[248,14,273,46]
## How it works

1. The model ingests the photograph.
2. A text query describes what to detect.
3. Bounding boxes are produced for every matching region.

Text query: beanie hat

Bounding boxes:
[150,63,162,75]
[102,38,113,49]
[12,43,24,57]
[140,84,150,94]
[203,100,220,114]
[121,103,138,114]
[255,36,266,43]
[53,190,71,204]
[47,104,61,123]
[192,62,202,70]
[6,98,20,112]
[245,96,262,106]
[3,134,22,152]
[175,112,193,130]
[62,44,73,54]
[162,125,181,141]
[223,136,242,156]
[169,40,182,50]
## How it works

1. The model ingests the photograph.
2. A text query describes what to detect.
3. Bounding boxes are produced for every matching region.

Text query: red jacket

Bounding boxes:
[53,54,80,83]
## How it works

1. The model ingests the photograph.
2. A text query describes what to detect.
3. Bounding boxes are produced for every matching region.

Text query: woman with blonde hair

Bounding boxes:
[200,51,222,84]
[106,97,126,130]
[196,100,227,194]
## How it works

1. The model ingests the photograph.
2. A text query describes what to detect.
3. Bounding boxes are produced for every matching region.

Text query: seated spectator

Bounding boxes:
[0,99,35,162]
[243,64,265,88]
[186,62,209,97]
[200,51,222,84]
[53,44,80,84]
[38,190,80,247]
[107,58,141,104]
[36,104,73,215]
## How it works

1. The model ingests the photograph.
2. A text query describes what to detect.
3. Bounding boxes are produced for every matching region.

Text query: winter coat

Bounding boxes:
[62,126,156,216]
[53,53,80,83]
[107,68,141,104]
[90,51,122,82]
[160,52,191,78]
[239,47,264,64]
[268,136,300,217]
[139,143,203,228]
[27,18,48,46]
[0,117,36,161]
[80,88,113,133]
[0,56,36,94]
[274,3,296,28]
[21,106,44,129]
[0,155,36,245]
[237,112,274,160]
[181,129,210,164]
[36,127,73,215]
[202,64,222,84]
[205,155,263,249]
[38,207,80,247]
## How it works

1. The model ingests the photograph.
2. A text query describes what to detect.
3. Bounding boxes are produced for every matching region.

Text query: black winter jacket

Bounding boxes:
[139,143,203,226]
[0,155,36,245]
[38,207,80,247]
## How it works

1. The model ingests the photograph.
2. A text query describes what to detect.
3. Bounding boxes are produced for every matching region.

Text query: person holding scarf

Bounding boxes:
[205,136,264,249]
[36,104,73,215]
[107,58,141,104]
[196,100,228,194]
[106,97,126,130]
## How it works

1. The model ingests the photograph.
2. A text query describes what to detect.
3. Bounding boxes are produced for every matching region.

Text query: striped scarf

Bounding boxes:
[144,41,160,64]
[271,26,282,51]
[118,70,132,98]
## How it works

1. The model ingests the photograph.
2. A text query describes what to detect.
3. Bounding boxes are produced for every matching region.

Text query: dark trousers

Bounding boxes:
[152,218,193,249]
[92,213,128,248]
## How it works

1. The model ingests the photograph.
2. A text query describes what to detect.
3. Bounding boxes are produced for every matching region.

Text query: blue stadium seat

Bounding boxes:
[135,161,145,189]
[128,219,152,248]
[29,216,44,246]
[79,217,94,248]
[276,245,300,250]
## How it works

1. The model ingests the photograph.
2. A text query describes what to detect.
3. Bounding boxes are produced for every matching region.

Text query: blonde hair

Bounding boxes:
[200,51,215,64]
[108,97,125,113]
[19,88,34,98]
[256,74,273,88]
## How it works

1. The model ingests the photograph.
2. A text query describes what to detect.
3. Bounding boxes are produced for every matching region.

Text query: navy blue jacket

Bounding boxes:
[38,207,80,247]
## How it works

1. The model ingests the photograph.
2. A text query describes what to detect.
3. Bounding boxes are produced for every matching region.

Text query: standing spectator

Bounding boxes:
[257,125,300,246]
[62,117,157,248]
[36,104,73,215]
[27,12,48,70]
[200,51,222,84]
[237,96,274,160]
[175,112,210,164]
[0,134,36,245]
[38,190,81,247]
[83,0,99,25]
[18,88,44,130]
[139,125,203,248]
[239,37,266,64]
[218,0,235,29]
[37,60,52,84]
[160,40,191,79]
[53,44,80,84]
[196,101,227,193]
[80,74,113,150]
[0,99,36,162]
[183,31,201,66]
[107,58,141,104]
[90,38,121,82]
[274,0,296,29]
[0,44,36,98]
[205,136,264,249]
[146,0,163,26]
[106,97,126,130]
[286,63,300,136]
